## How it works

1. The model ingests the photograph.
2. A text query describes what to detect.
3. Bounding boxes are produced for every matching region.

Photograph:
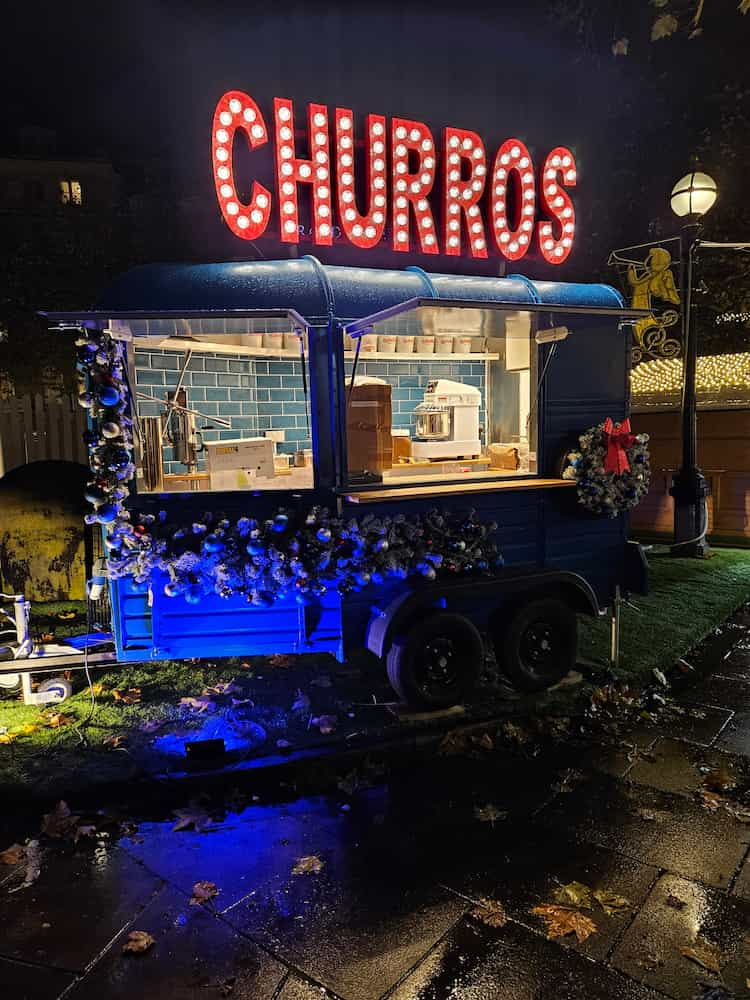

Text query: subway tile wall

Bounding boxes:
[135,350,487,477]
[134,349,311,477]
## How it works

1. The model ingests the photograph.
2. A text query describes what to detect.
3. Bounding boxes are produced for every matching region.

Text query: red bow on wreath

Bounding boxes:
[603,417,636,475]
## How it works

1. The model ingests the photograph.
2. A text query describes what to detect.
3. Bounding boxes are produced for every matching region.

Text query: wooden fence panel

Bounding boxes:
[0,393,88,478]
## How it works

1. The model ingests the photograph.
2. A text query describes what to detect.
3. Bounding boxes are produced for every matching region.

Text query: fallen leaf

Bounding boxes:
[611,36,629,56]
[179,695,216,713]
[0,843,25,865]
[0,732,17,745]
[651,12,679,40]
[139,719,165,733]
[502,721,530,746]
[41,801,79,839]
[45,712,73,728]
[741,0,750,14]
[292,854,324,875]
[122,930,155,955]
[39,632,55,643]
[637,808,664,822]
[292,688,311,715]
[438,730,470,756]
[276,739,292,749]
[593,889,631,916]
[314,714,337,735]
[190,880,220,906]
[703,768,736,793]
[113,687,141,705]
[552,769,585,794]
[9,840,42,891]
[723,801,750,823]
[652,668,668,687]
[474,804,508,825]
[203,681,243,697]
[73,824,98,844]
[102,734,127,749]
[172,805,213,833]
[471,897,507,928]
[700,790,724,813]
[553,881,593,909]
[471,732,495,751]
[681,936,723,973]
[57,611,77,620]
[531,904,597,943]
[549,670,583,691]
[18,724,38,735]
[269,653,296,668]
[665,893,687,910]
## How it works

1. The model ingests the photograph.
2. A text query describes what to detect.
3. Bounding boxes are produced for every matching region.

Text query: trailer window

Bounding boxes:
[127,317,314,493]
[343,305,538,489]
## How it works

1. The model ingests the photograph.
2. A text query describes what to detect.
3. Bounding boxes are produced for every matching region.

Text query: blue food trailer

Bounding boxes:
[45,258,648,708]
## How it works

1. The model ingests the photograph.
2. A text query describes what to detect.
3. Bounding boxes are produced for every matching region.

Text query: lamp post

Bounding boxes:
[668,169,718,557]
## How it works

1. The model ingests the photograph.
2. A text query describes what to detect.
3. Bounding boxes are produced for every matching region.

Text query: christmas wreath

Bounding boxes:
[562,418,650,517]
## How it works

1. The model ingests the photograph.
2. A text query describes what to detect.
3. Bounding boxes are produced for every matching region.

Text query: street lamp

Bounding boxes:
[669,169,718,557]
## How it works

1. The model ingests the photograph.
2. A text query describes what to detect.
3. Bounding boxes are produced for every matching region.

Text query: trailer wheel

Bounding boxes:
[37,677,73,703]
[496,598,577,692]
[386,612,483,709]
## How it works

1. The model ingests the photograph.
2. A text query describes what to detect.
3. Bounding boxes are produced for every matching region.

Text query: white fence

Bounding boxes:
[0,393,88,478]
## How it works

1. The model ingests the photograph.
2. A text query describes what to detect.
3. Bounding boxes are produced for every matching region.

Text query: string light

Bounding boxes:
[631,353,750,397]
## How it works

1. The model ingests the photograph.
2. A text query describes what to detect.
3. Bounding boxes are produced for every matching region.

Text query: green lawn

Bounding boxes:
[578,545,750,679]
[1,548,749,798]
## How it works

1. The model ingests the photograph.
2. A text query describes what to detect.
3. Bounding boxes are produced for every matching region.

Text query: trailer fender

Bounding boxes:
[365,570,602,661]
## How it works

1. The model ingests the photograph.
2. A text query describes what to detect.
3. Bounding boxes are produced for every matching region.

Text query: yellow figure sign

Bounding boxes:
[627,247,681,363]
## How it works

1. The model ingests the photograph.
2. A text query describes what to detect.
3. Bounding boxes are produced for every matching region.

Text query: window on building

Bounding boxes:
[126,315,314,494]
[342,303,539,490]
[59,179,82,205]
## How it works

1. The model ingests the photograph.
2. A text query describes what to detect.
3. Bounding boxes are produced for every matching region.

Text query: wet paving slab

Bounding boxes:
[611,872,750,999]
[389,916,664,1000]
[627,737,748,797]
[536,771,750,887]
[678,672,750,712]
[626,703,734,748]
[0,956,76,1000]
[0,842,162,972]
[446,821,658,962]
[63,884,288,1000]
[275,976,337,999]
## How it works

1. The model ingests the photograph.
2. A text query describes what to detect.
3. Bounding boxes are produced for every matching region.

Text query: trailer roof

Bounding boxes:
[43,257,629,326]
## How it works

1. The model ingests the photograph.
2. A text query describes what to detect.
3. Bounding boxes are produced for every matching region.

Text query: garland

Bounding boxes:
[562,418,650,517]
[75,329,135,526]
[105,508,503,605]
[75,331,502,605]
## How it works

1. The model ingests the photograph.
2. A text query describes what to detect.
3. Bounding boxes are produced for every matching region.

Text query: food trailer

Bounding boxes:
[42,257,649,708]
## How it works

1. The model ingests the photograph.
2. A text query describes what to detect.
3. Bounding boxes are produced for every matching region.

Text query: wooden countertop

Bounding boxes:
[345,478,575,503]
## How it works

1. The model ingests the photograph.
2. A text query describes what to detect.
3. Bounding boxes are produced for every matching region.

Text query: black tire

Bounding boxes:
[496,597,577,692]
[386,612,483,709]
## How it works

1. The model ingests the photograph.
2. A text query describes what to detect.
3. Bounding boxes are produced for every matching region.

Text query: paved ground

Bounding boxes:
[4,607,750,999]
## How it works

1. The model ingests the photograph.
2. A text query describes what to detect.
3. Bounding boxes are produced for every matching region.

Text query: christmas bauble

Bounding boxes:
[101,421,121,439]
[96,504,118,523]
[77,392,94,409]
[98,385,121,407]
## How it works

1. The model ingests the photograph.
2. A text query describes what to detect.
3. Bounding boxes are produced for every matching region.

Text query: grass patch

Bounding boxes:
[579,546,750,679]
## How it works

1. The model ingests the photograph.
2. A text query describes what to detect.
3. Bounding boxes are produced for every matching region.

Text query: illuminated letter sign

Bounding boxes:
[211,91,577,264]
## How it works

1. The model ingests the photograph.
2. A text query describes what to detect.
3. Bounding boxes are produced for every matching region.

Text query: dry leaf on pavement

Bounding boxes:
[470,898,507,928]
[113,688,141,705]
[41,801,79,839]
[593,890,631,916]
[665,893,687,910]
[0,843,25,865]
[172,805,213,833]
[9,839,42,892]
[190,880,221,906]
[553,881,592,909]
[703,768,736,793]
[292,855,324,875]
[681,936,723,973]
[474,804,508,825]
[531,904,597,943]
[122,930,155,955]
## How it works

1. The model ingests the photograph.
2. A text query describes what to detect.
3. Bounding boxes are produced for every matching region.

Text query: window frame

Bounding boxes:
[338,297,645,495]
[100,308,316,499]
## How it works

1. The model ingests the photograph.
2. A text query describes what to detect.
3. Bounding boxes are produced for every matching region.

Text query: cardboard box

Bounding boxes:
[347,382,392,478]
[206,437,275,491]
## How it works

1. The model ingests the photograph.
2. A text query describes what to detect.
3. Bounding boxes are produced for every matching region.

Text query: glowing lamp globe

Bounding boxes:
[670,171,717,219]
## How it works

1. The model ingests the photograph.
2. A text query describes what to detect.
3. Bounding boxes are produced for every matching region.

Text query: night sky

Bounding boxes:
[1,1,746,280]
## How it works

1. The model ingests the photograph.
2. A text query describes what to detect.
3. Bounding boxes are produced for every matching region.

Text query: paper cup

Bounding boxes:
[397,336,415,354]
[263,332,284,350]
[454,335,473,354]
[378,334,398,353]
[415,335,435,354]
[244,333,263,348]
[360,334,378,353]
[436,334,454,355]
